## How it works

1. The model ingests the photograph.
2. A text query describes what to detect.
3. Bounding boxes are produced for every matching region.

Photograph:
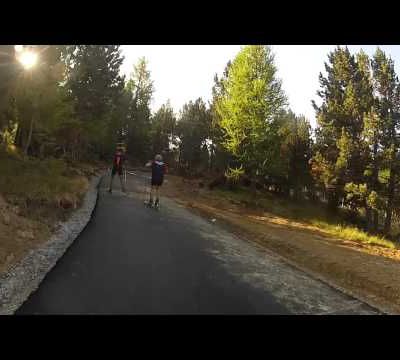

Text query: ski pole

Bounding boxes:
[144,174,148,203]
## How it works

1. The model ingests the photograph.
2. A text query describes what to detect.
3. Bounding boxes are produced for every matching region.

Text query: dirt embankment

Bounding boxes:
[0,194,50,274]
[0,160,102,276]
[162,174,400,314]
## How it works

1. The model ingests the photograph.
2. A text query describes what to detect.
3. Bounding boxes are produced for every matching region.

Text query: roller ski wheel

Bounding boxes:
[144,200,153,208]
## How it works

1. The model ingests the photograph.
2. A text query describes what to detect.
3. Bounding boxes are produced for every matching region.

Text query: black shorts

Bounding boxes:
[112,166,123,176]
[151,179,163,186]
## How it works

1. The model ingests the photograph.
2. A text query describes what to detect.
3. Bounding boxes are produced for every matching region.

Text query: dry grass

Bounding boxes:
[0,149,95,274]
[311,221,396,249]
[210,187,398,250]
[0,151,88,205]
[162,175,400,313]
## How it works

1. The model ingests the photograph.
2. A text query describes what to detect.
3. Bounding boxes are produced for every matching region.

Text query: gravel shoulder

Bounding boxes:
[160,174,400,314]
[0,174,102,315]
[124,171,380,314]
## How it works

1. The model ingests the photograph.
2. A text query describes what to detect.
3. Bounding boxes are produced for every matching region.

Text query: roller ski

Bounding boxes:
[154,199,160,210]
[144,199,160,210]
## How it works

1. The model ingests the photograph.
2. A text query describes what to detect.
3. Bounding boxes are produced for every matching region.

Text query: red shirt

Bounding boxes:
[113,151,125,169]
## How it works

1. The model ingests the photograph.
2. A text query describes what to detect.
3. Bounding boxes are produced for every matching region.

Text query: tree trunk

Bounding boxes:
[373,210,379,231]
[14,123,23,148]
[366,205,373,232]
[209,145,214,173]
[39,142,45,158]
[327,186,340,213]
[24,113,34,155]
[371,139,379,232]
[384,108,398,235]
[384,165,396,234]
[384,112,397,235]
[293,183,301,201]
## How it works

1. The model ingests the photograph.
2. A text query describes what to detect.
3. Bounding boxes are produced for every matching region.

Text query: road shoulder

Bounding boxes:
[0,174,102,315]
[161,175,398,315]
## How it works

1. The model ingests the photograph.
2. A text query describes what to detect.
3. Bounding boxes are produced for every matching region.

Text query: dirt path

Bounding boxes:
[161,175,400,314]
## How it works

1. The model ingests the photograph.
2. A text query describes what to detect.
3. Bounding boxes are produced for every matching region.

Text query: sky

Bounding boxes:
[120,45,400,128]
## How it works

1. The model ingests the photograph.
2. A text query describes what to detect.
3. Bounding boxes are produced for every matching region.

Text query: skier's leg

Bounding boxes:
[119,173,125,192]
[109,172,115,192]
[149,185,154,205]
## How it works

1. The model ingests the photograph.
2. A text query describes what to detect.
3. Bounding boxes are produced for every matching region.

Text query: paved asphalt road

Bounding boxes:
[16,172,379,314]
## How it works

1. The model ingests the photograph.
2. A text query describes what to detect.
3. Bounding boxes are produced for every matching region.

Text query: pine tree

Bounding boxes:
[10,46,69,156]
[312,47,373,213]
[126,57,154,163]
[278,110,313,200]
[0,46,18,148]
[371,48,400,234]
[176,98,212,174]
[65,45,125,158]
[150,101,176,155]
[210,60,233,173]
[215,45,287,181]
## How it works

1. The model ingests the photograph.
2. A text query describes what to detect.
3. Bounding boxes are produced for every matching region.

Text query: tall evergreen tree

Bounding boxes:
[371,48,400,234]
[312,47,373,212]
[176,98,212,173]
[215,45,287,181]
[150,101,176,155]
[0,45,18,147]
[210,61,233,173]
[10,46,69,156]
[65,45,125,158]
[126,57,154,163]
[278,110,313,200]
